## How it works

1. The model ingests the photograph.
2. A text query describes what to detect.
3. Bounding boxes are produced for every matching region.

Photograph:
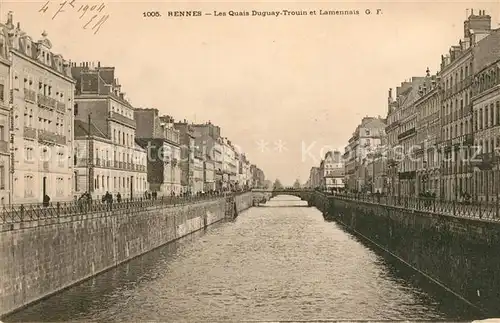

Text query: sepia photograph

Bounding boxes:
[0,0,500,321]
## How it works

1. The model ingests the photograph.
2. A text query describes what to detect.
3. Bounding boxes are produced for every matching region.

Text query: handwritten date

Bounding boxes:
[39,0,110,35]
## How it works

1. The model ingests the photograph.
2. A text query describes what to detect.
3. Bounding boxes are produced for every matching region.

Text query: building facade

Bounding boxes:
[307,166,321,188]
[174,121,195,194]
[0,24,11,205]
[71,62,147,200]
[344,117,386,192]
[471,27,500,202]
[323,151,344,191]
[396,77,426,197]
[415,70,441,196]
[135,109,181,195]
[8,16,75,203]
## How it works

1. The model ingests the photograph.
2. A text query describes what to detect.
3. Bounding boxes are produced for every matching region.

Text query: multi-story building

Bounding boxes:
[344,116,386,192]
[174,121,195,194]
[71,62,147,200]
[323,151,345,191]
[439,10,492,200]
[193,151,204,194]
[203,157,215,192]
[396,77,426,196]
[318,159,325,189]
[471,26,500,202]
[415,69,441,196]
[365,146,388,194]
[307,166,321,188]
[135,109,181,195]
[213,138,223,190]
[386,88,401,196]
[222,138,237,189]
[191,121,223,191]
[251,164,265,188]
[73,120,147,200]
[241,154,251,189]
[7,14,75,203]
[0,24,11,205]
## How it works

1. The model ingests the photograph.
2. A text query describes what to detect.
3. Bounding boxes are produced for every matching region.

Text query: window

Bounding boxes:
[491,103,495,127]
[57,151,64,167]
[13,72,19,90]
[0,165,4,189]
[497,101,500,125]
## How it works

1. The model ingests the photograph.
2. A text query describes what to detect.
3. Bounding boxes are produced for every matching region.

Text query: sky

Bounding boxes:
[2,0,499,186]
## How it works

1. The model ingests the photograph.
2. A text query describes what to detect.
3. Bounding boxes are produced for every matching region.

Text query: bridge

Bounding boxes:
[251,189,316,204]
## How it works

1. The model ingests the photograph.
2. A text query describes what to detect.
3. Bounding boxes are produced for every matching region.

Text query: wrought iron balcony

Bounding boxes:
[108,111,136,128]
[37,94,56,109]
[0,140,8,154]
[24,88,36,102]
[397,128,416,141]
[56,102,66,114]
[37,130,66,145]
[23,127,37,139]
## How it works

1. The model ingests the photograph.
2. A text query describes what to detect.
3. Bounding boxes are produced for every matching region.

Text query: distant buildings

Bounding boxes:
[306,167,321,188]
[343,116,386,192]
[323,151,344,191]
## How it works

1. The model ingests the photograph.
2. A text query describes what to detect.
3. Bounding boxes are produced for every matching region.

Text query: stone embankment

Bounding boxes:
[0,192,269,318]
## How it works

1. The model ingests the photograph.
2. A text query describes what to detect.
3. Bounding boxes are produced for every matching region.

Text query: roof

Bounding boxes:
[1,15,72,78]
[74,119,107,139]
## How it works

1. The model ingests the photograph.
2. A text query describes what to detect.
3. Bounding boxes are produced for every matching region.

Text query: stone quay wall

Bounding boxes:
[0,193,256,318]
[309,192,500,317]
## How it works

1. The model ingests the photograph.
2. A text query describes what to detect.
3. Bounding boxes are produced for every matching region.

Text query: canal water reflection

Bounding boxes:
[4,195,478,322]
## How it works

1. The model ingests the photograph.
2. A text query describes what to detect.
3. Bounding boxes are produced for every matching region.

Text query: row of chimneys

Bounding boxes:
[470,9,487,16]
[77,62,102,68]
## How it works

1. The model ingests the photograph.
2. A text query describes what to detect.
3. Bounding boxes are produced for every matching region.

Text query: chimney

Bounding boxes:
[97,61,101,68]
[6,11,13,28]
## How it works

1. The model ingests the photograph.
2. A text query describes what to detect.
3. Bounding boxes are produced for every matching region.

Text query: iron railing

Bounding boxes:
[333,192,500,222]
[0,190,252,224]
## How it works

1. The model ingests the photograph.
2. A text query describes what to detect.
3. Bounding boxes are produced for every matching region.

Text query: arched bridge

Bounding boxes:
[252,189,315,203]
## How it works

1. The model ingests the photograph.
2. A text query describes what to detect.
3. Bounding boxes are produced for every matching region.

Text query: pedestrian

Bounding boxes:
[43,194,50,207]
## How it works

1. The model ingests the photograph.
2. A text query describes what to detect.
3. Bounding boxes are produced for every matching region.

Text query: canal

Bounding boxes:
[4,195,478,322]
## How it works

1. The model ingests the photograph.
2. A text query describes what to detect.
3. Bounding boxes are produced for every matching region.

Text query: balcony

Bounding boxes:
[0,140,8,154]
[56,101,66,114]
[95,158,101,167]
[24,88,36,102]
[38,130,66,145]
[23,127,37,139]
[397,128,416,141]
[108,111,136,128]
[37,93,56,109]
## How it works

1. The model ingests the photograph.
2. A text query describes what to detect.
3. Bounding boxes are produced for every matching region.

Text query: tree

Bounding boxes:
[273,179,283,190]
[293,179,301,189]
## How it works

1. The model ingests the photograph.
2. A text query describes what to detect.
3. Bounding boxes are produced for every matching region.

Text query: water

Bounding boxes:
[4,195,479,322]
